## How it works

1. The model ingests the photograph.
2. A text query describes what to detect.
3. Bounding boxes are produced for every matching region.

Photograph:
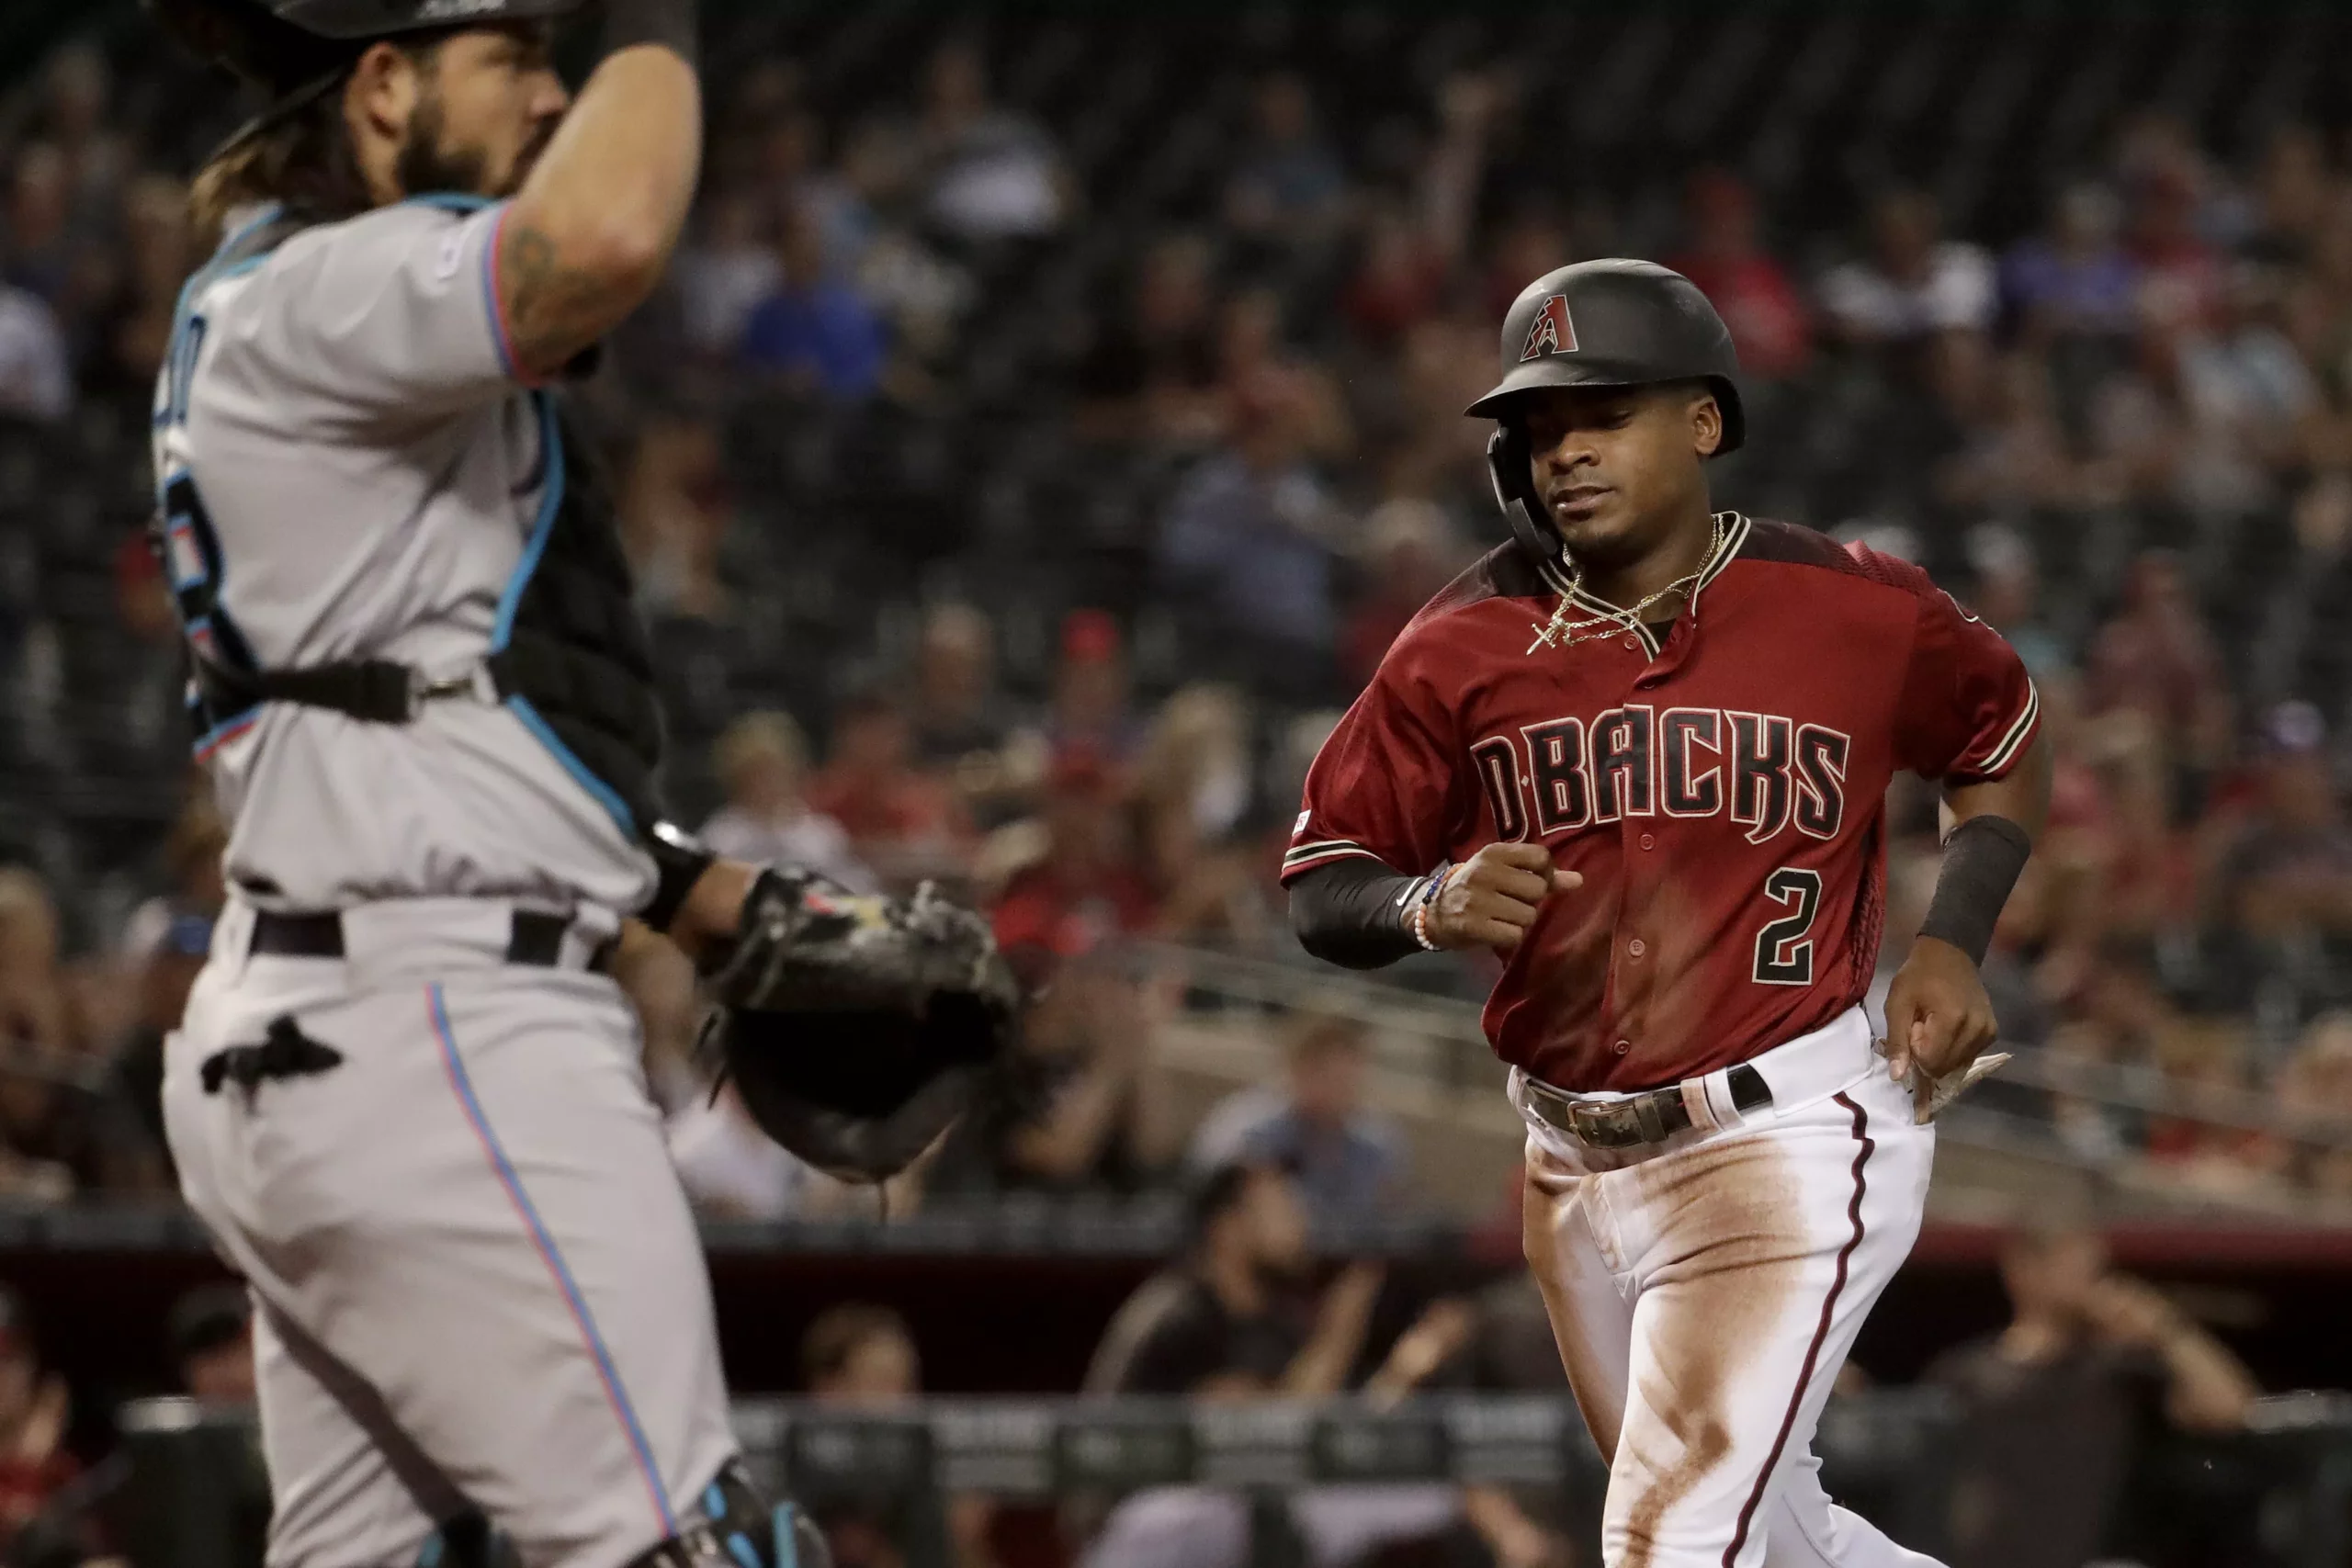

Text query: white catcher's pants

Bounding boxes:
[165,898,740,1568]
[1514,1009,1946,1568]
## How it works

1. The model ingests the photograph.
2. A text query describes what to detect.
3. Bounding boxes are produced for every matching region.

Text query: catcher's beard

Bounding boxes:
[393,78,541,202]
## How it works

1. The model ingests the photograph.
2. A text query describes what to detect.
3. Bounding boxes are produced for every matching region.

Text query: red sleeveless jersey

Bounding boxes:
[1282,514,2040,1093]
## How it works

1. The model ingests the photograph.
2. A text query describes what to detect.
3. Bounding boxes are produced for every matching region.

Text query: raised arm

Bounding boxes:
[496,1,702,378]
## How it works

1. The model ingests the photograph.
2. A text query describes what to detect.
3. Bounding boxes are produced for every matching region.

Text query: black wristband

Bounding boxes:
[640,819,718,934]
[1917,814,2033,965]
[603,0,697,71]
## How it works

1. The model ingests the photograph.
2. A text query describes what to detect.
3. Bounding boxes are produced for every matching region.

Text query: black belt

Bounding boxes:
[249,909,613,973]
[1521,1063,1774,1150]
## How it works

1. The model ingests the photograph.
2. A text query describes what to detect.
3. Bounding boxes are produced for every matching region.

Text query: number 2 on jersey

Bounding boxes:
[1752,867,1823,986]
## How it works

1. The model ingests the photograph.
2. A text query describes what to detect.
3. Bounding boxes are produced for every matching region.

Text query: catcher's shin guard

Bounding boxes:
[624,1462,831,1568]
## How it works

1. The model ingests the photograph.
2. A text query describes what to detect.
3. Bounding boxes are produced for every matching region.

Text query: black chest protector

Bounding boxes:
[167,210,666,839]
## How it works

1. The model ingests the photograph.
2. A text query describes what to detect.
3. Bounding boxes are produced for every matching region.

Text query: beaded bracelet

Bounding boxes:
[1408,863,1453,953]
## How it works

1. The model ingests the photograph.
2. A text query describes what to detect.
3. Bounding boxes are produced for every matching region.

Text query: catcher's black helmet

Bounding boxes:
[152,0,585,108]
[1467,259,1746,567]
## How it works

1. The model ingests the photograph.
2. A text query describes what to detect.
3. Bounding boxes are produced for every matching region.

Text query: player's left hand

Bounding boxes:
[1881,935,1997,1124]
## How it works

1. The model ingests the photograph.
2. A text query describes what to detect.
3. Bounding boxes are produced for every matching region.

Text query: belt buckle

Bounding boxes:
[1572,1100,1638,1149]
[1524,1080,1646,1151]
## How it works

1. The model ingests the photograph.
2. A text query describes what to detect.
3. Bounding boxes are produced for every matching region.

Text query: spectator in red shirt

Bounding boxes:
[992,749,1158,955]
[1339,498,1466,693]
[0,1291,75,1547]
[2120,124,2224,330]
[803,691,972,889]
[1482,203,1573,323]
[1668,168,1811,380]
[929,751,1163,1197]
[2086,550,2233,771]
[1042,610,1145,765]
[1342,201,1449,352]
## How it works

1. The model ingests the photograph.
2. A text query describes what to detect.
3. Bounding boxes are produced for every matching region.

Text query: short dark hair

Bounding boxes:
[168,1284,251,1362]
[799,1303,912,1389]
[1184,1159,1273,1249]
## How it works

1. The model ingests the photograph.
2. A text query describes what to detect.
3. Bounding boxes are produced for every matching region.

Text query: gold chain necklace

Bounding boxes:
[1527,512,1729,655]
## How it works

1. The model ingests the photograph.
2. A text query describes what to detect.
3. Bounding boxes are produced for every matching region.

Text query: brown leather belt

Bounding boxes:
[1521,1063,1774,1149]
[249,910,614,975]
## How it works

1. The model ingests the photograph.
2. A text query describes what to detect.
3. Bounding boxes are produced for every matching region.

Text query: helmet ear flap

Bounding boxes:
[1486,423,1563,571]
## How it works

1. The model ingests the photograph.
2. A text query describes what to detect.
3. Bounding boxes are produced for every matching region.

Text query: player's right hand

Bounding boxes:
[1423,842,1581,954]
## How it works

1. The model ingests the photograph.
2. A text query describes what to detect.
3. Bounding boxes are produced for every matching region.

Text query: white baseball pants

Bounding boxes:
[164,898,741,1568]
[1514,1008,1946,1568]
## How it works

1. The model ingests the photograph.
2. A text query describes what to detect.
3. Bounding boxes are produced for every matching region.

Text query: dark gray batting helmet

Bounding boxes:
[1467,259,1746,566]
[152,0,586,129]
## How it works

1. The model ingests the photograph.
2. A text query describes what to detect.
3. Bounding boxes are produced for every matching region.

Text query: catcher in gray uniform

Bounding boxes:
[148,3,1014,1565]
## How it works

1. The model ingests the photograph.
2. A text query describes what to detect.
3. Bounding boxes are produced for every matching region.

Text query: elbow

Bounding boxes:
[577,218,671,301]
[510,207,672,304]
[1289,897,1337,963]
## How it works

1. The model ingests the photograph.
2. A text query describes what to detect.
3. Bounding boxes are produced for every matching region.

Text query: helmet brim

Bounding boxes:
[273,0,587,41]
[1465,366,1747,456]
[1464,357,1658,420]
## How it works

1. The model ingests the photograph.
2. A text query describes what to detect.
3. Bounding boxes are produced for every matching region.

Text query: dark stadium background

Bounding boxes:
[0,2,2349,1564]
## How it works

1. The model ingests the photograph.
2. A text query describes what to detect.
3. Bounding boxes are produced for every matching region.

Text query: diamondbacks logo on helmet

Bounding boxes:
[1519,294,1578,362]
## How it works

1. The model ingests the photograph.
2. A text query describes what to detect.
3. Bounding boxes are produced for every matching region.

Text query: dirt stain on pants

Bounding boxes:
[1524,1131,1808,1568]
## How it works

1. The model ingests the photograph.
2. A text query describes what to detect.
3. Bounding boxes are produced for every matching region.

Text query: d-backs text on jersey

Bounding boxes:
[1470,705,1849,846]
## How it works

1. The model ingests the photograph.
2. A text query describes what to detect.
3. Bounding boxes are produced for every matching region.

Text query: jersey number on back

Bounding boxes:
[1752,867,1823,986]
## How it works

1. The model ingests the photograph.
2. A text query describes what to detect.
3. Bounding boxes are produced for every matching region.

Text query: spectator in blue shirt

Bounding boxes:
[2003,184,2143,342]
[1224,72,1348,249]
[1187,1010,1407,1225]
[739,204,887,400]
[1155,367,1345,701]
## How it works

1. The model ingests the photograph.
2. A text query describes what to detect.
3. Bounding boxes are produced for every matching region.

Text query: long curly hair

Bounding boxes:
[188,85,373,242]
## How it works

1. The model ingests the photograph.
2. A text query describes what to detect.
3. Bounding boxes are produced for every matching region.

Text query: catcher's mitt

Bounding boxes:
[701,871,1018,1183]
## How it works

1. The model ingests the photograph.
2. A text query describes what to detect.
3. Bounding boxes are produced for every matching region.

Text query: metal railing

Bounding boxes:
[1147,940,2352,1205]
[105,1392,2352,1568]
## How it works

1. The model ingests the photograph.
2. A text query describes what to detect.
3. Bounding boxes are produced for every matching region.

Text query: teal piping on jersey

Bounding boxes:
[168,202,287,332]
[156,203,287,433]
[401,193,537,382]
[492,394,639,835]
[160,206,288,758]
[409,193,537,381]
[172,202,286,320]
[493,394,565,642]
[507,694,637,834]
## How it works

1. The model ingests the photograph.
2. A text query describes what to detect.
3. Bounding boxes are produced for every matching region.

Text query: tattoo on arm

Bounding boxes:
[498,222,619,377]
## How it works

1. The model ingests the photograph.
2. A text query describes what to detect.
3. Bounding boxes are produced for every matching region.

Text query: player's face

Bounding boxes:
[1242,1168,1309,1275]
[1519,384,1723,570]
[397,26,571,201]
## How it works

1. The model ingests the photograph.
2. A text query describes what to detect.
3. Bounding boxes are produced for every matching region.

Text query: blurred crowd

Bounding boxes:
[0,15,2346,1212]
[0,8,2333,1562]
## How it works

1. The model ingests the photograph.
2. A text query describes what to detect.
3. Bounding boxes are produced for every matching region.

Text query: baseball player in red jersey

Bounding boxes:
[1284,260,2050,1568]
